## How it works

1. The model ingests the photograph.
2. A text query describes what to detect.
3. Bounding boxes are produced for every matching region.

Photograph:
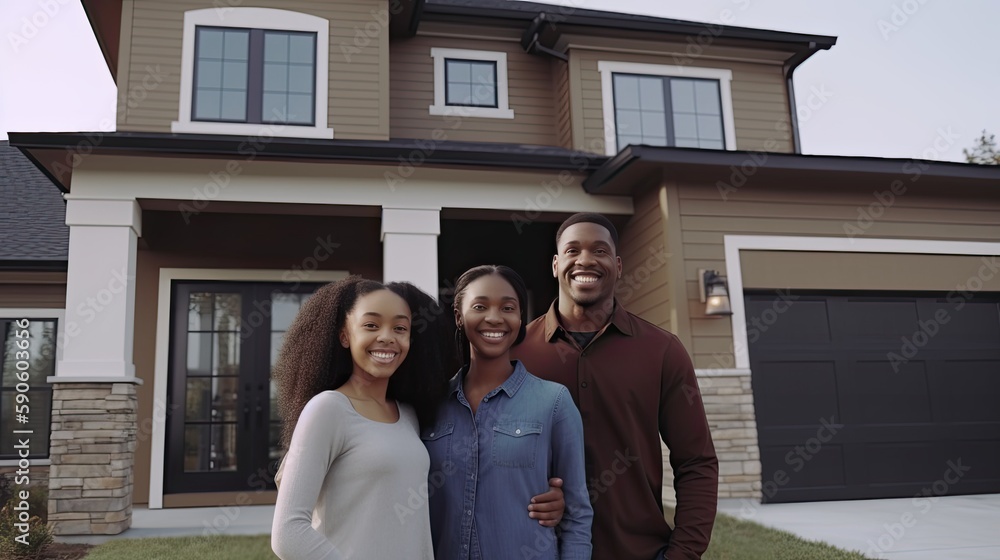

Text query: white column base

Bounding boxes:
[381,208,440,299]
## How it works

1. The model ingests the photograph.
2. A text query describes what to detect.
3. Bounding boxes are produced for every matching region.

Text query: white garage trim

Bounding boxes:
[723,236,1000,370]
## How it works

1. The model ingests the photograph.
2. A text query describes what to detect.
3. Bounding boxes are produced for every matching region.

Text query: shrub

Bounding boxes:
[0,492,53,560]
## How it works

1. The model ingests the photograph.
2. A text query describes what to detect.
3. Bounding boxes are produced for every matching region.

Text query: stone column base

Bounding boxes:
[47,382,137,535]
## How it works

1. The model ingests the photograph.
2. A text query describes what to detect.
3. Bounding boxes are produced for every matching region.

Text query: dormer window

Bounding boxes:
[430,48,514,119]
[173,8,333,139]
[598,61,736,155]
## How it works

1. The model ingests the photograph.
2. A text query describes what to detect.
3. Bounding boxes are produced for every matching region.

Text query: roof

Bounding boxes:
[583,144,1000,194]
[423,0,837,49]
[0,141,68,266]
[8,132,609,193]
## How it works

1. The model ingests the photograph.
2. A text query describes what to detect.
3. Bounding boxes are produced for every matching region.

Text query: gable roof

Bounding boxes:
[0,141,68,267]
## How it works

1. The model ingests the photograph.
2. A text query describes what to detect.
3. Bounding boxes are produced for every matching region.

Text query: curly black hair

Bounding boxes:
[273,276,451,450]
[452,265,529,365]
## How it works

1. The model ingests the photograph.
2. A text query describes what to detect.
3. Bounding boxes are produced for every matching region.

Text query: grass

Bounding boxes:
[74,514,872,559]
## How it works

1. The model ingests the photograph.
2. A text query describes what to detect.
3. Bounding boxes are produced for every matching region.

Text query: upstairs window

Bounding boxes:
[430,48,513,119]
[174,8,332,139]
[193,28,316,125]
[598,62,735,155]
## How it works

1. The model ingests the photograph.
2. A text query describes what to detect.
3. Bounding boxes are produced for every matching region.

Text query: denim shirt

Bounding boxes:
[423,360,593,560]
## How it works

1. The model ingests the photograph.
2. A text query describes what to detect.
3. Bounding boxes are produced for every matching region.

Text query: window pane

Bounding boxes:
[2,320,57,387]
[214,294,241,331]
[184,424,211,472]
[675,137,700,148]
[211,376,239,422]
[447,83,472,105]
[271,294,300,331]
[617,135,643,149]
[697,114,724,141]
[472,85,497,107]
[288,65,313,94]
[447,60,472,83]
[0,391,51,458]
[262,93,286,121]
[222,61,247,90]
[220,91,247,121]
[286,94,313,124]
[694,80,722,115]
[643,111,667,138]
[699,139,725,150]
[197,60,222,89]
[288,34,314,64]
[470,62,494,86]
[198,29,224,59]
[264,32,289,63]
[263,63,287,93]
[638,77,664,112]
[615,109,642,138]
[185,378,212,422]
[194,89,221,120]
[213,333,240,376]
[211,423,238,471]
[670,80,696,113]
[187,333,212,376]
[674,113,698,139]
[223,30,249,61]
[613,75,640,110]
[188,293,213,331]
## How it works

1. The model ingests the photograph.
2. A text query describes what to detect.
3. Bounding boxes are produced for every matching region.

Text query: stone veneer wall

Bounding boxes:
[47,383,138,535]
[661,373,762,518]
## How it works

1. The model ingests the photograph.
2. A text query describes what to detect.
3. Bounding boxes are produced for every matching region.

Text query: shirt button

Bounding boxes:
[484,397,489,402]
[429,432,435,437]
[515,428,521,434]
[467,510,472,515]
[581,382,588,388]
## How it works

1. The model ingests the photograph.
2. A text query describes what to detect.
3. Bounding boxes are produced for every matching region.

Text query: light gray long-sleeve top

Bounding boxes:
[271,390,434,560]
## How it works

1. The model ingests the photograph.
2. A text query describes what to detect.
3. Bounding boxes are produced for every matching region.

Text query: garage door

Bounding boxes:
[747,292,1000,503]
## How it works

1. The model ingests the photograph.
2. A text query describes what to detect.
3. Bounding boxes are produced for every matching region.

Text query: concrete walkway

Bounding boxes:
[56,505,276,545]
[718,494,1000,559]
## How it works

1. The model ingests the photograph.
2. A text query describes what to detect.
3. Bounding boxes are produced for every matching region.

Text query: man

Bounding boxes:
[512,213,718,560]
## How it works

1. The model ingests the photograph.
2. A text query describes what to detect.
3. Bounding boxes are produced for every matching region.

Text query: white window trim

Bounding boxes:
[148,268,347,509]
[598,61,736,156]
[172,8,333,139]
[723,236,1000,371]
[0,308,65,465]
[429,48,514,119]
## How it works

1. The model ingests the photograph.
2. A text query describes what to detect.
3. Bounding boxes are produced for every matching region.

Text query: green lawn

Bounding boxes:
[80,515,872,559]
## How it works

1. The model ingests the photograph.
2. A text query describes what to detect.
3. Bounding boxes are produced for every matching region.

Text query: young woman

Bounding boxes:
[270,276,566,559]
[270,277,450,559]
[424,265,593,560]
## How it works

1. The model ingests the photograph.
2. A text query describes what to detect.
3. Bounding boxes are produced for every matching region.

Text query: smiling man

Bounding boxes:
[512,213,719,560]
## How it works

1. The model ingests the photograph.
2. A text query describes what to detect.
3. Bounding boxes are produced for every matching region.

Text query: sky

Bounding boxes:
[1,0,997,162]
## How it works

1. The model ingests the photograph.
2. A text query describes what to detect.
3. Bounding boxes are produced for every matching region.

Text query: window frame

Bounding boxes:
[598,61,736,155]
[0,308,64,466]
[173,8,333,139]
[430,48,514,119]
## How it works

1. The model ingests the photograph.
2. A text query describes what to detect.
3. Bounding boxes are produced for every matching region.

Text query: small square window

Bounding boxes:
[430,48,513,119]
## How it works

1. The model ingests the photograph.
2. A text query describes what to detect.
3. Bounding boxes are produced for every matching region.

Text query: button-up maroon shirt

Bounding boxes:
[512,301,718,560]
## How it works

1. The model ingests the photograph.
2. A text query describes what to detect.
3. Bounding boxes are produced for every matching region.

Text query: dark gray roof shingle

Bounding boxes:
[0,140,68,262]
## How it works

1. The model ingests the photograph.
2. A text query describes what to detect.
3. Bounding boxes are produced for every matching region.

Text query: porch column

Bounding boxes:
[381,207,440,299]
[47,198,141,536]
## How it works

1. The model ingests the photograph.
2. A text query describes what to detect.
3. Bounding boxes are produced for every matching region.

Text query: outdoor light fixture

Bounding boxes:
[699,269,733,317]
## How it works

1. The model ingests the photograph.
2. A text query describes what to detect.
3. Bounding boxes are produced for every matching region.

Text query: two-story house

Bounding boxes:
[6,0,1000,536]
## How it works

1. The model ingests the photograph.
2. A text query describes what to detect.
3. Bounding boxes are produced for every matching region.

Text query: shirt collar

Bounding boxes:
[448,360,530,399]
[543,298,634,342]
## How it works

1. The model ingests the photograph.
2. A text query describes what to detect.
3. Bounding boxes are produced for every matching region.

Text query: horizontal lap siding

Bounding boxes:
[573,49,793,154]
[676,182,1000,369]
[619,186,671,330]
[389,35,557,145]
[121,0,388,139]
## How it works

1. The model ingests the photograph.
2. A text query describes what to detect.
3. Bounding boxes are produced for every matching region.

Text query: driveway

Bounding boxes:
[717,494,1000,559]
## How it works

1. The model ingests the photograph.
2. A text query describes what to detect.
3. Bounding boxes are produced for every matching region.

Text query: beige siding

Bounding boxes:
[618,184,671,329]
[389,34,557,145]
[0,272,66,308]
[119,0,389,140]
[674,182,1000,369]
[571,48,793,155]
[551,58,572,149]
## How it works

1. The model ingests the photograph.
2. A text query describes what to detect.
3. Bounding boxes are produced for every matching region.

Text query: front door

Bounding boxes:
[165,281,319,494]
